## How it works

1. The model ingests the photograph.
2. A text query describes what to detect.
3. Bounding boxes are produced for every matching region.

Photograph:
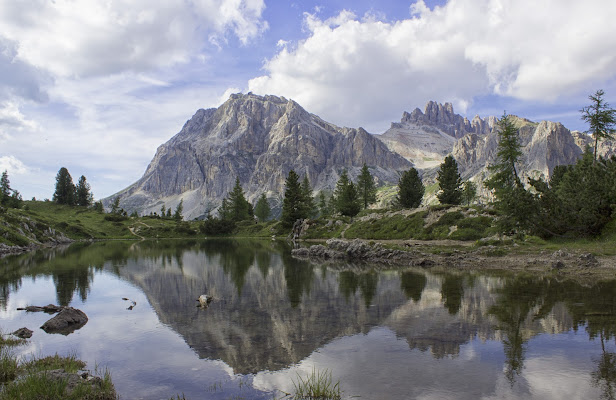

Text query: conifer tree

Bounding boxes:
[219,198,232,220]
[53,167,76,205]
[333,169,360,217]
[318,191,331,217]
[75,175,93,206]
[301,175,317,218]
[110,196,121,214]
[254,193,271,222]
[281,169,305,228]
[436,156,463,205]
[357,163,377,209]
[160,205,166,218]
[580,89,616,161]
[226,177,252,222]
[0,171,10,202]
[461,180,477,206]
[396,168,424,208]
[484,112,535,233]
[0,170,22,208]
[174,199,184,221]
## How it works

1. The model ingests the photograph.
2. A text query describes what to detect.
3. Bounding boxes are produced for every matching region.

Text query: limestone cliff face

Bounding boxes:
[452,118,602,183]
[378,101,496,169]
[110,93,411,219]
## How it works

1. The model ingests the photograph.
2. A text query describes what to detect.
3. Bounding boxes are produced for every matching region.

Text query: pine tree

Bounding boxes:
[75,175,93,206]
[333,169,360,217]
[461,180,477,206]
[301,175,317,218]
[110,197,121,214]
[0,170,11,205]
[580,89,616,161]
[226,177,252,222]
[281,170,306,228]
[174,199,184,221]
[396,168,424,208]
[436,156,463,205]
[357,163,377,209]
[484,112,536,233]
[318,191,330,217]
[160,205,166,218]
[53,167,76,205]
[254,193,271,222]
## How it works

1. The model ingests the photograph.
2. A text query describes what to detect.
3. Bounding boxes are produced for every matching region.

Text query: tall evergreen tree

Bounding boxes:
[461,180,477,206]
[436,156,463,205]
[224,177,253,222]
[301,175,317,218]
[333,169,360,217]
[53,167,76,205]
[580,89,616,161]
[110,197,121,214]
[396,168,424,208]
[75,175,93,206]
[357,163,377,209]
[219,198,232,220]
[0,170,22,208]
[254,193,271,222]
[281,170,306,228]
[484,112,536,233]
[318,191,331,217]
[174,199,184,221]
[0,170,10,202]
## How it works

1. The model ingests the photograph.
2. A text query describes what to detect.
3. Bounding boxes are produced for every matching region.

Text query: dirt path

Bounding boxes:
[128,226,145,240]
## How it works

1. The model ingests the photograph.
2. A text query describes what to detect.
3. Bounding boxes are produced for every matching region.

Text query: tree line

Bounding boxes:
[486,89,616,238]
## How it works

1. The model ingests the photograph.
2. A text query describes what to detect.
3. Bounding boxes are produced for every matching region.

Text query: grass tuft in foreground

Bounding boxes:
[0,332,116,400]
[291,368,341,400]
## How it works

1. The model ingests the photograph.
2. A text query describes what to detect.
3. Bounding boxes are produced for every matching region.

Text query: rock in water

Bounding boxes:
[41,307,88,335]
[13,327,33,338]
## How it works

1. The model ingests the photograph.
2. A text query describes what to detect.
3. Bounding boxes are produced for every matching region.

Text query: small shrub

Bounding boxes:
[104,214,127,222]
[449,228,484,241]
[200,218,236,235]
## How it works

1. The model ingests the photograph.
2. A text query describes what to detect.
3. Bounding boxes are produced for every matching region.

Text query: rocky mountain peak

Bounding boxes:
[399,101,493,138]
[108,92,411,219]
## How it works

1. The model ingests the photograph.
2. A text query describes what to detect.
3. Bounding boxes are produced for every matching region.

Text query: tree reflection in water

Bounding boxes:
[399,270,427,302]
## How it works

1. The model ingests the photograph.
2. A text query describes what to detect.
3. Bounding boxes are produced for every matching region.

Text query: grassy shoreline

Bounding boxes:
[2,201,616,279]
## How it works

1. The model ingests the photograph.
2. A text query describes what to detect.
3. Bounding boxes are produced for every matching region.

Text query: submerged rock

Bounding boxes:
[40,307,88,335]
[12,327,33,339]
[17,304,63,313]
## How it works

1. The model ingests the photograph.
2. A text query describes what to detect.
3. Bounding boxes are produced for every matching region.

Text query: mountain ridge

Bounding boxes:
[107,93,615,218]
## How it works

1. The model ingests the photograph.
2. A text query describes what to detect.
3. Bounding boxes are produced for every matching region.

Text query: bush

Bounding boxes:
[104,214,128,222]
[175,222,196,235]
[200,218,236,235]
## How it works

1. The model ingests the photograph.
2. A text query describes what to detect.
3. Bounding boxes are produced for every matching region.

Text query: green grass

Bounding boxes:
[291,368,341,400]
[0,332,116,400]
[299,217,351,239]
[345,212,427,240]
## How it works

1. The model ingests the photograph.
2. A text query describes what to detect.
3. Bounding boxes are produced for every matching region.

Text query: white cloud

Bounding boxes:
[249,0,616,132]
[0,155,29,175]
[0,101,37,132]
[0,0,267,78]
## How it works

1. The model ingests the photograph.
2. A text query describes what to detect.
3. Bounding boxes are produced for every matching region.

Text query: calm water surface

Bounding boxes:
[0,239,615,399]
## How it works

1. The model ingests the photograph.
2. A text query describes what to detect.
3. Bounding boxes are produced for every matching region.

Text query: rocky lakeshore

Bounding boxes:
[292,238,615,279]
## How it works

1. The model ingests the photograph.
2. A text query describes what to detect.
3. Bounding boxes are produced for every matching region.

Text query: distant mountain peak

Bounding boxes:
[108,92,410,219]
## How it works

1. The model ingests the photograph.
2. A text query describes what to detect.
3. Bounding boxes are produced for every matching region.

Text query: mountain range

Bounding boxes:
[107,93,615,219]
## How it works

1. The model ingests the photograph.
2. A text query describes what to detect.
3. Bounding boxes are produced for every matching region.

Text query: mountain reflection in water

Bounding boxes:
[0,239,615,399]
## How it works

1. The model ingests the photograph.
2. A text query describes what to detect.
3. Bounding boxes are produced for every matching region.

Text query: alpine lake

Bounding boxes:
[1,239,616,400]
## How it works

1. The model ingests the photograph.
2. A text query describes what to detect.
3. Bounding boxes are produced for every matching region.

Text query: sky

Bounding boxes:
[1,0,615,200]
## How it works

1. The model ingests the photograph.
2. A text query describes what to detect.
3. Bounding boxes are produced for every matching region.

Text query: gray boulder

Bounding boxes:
[41,307,88,335]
